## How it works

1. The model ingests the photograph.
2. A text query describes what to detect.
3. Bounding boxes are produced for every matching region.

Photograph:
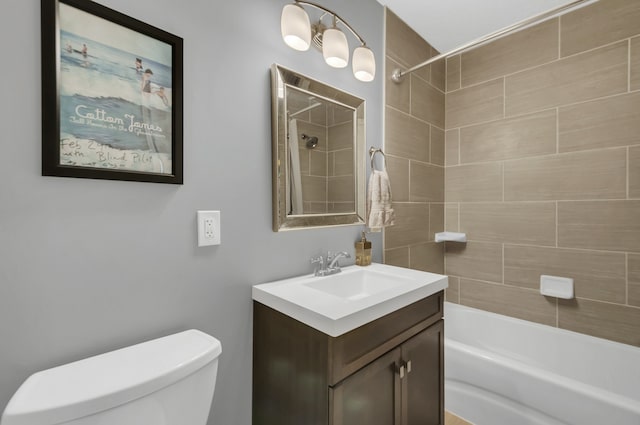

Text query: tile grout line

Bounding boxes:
[629,38,632,93]
[408,72,412,117]
[503,77,507,118]
[417,199,627,205]
[451,144,631,169]
[445,56,448,93]
[389,107,445,132]
[447,37,627,95]
[457,128,461,165]
[626,253,629,305]
[443,237,447,279]
[628,146,630,200]
[408,158,412,200]
[502,243,505,284]
[575,296,640,310]
[501,161,505,202]
[555,201,559,248]
[412,70,446,95]
[557,16,562,59]
[556,106,560,154]
[457,55,461,91]
[500,241,628,256]
[429,124,433,164]
[465,274,638,308]
[452,90,636,133]
[428,203,431,248]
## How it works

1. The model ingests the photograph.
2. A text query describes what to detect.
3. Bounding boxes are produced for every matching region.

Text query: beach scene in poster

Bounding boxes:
[58,3,173,174]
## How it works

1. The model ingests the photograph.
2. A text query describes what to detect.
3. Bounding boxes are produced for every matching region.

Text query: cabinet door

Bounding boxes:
[330,348,402,425]
[401,320,444,425]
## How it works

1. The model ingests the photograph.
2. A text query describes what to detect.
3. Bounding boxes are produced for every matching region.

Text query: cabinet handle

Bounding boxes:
[398,364,405,379]
[406,360,412,373]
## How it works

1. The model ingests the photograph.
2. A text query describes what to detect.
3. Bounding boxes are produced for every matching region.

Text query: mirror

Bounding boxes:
[271,64,366,231]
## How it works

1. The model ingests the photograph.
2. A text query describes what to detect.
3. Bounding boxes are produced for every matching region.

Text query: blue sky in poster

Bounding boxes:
[59,28,172,151]
[59,2,172,67]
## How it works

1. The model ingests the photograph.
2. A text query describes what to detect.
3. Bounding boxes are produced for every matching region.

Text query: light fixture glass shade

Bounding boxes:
[322,28,349,68]
[352,46,376,82]
[281,4,311,51]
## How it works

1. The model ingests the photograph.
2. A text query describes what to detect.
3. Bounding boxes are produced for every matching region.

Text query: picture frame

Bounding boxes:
[41,0,183,184]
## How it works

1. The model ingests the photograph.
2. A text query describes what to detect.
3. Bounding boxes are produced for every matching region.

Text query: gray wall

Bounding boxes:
[0,1,384,424]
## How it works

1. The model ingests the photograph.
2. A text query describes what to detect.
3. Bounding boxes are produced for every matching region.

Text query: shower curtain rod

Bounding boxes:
[289,102,322,117]
[391,0,596,83]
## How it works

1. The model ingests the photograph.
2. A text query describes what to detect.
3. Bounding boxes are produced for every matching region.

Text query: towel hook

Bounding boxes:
[369,147,387,171]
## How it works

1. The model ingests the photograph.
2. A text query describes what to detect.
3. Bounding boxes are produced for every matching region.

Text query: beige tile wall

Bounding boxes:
[629,254,640,307]
[460,279,557,326]
[446,78,504,128]
[297,109,356,214]
[460,18,559,87]
[632,36,640,91]
[327,119,355,213]
[459,109,557,162]
[444,129,460,166]
[559,0,640,57]
[298,121,328,213]
[558,92,640,152]
[442,0,640,346]
[630,146,640,199]
[504,42,628,117]
[383,9,444,275]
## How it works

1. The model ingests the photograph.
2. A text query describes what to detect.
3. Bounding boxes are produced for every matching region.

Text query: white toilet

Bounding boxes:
[0,329,222,425]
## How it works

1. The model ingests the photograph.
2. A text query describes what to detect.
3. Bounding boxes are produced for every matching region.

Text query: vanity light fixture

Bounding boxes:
[280,1,376,82]
[281,3,311,51]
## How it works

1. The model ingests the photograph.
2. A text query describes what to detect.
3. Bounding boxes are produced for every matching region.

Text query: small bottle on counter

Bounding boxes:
[355,231,372,266]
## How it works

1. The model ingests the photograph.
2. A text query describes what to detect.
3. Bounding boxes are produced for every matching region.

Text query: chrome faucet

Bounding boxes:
[310,255,327,276]
[328,251,350,270]
[311,251,351,276]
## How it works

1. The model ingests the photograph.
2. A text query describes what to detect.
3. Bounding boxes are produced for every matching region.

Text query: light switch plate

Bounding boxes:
[197,211,221,246]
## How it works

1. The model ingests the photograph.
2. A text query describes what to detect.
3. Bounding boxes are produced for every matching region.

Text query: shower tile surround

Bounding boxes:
[384,0,640,347]
[295,107,355,214]
[384,9,445,275]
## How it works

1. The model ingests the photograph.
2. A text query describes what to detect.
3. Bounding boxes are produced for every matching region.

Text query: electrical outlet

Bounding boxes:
[197,211,221,246]
[204,217,215,239]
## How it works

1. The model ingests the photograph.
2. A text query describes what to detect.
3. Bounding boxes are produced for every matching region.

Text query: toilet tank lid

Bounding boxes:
[1,329,221,425]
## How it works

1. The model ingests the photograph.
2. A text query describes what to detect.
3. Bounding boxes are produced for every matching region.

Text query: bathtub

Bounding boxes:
[444,302,640,425]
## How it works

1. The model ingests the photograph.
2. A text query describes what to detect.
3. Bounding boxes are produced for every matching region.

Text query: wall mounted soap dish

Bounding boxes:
[434,232,467,243]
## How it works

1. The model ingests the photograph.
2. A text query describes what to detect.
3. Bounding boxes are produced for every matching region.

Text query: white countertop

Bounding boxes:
[252,263,448,337]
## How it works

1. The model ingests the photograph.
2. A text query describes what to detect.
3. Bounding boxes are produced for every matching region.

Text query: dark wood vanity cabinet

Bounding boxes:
[253,290,444,425]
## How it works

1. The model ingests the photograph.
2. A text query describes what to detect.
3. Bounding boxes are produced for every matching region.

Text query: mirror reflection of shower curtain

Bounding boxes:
[287,119,304,215]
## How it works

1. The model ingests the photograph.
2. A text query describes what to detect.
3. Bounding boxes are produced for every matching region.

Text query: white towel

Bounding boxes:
[367,169,395,232]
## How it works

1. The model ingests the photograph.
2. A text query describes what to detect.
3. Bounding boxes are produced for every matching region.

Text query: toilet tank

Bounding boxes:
[1,330,222,425]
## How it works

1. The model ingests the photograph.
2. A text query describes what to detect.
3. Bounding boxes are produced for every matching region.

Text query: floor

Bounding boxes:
[445,411,474,425]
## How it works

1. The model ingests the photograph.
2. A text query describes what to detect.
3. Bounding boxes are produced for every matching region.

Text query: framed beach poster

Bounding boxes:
[41,0,183,183]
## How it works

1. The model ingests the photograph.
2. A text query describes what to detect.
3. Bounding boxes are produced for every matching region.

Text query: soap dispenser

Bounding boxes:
[355,231,372,266]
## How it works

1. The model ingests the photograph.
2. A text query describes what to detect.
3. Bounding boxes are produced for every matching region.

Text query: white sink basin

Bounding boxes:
[253,263,448,337]
[303,268,412,301]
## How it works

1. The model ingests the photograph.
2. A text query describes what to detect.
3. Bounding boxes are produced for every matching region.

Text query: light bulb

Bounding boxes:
[281,4,311,51]
[322,27,349,68]
[352,46,375,81]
